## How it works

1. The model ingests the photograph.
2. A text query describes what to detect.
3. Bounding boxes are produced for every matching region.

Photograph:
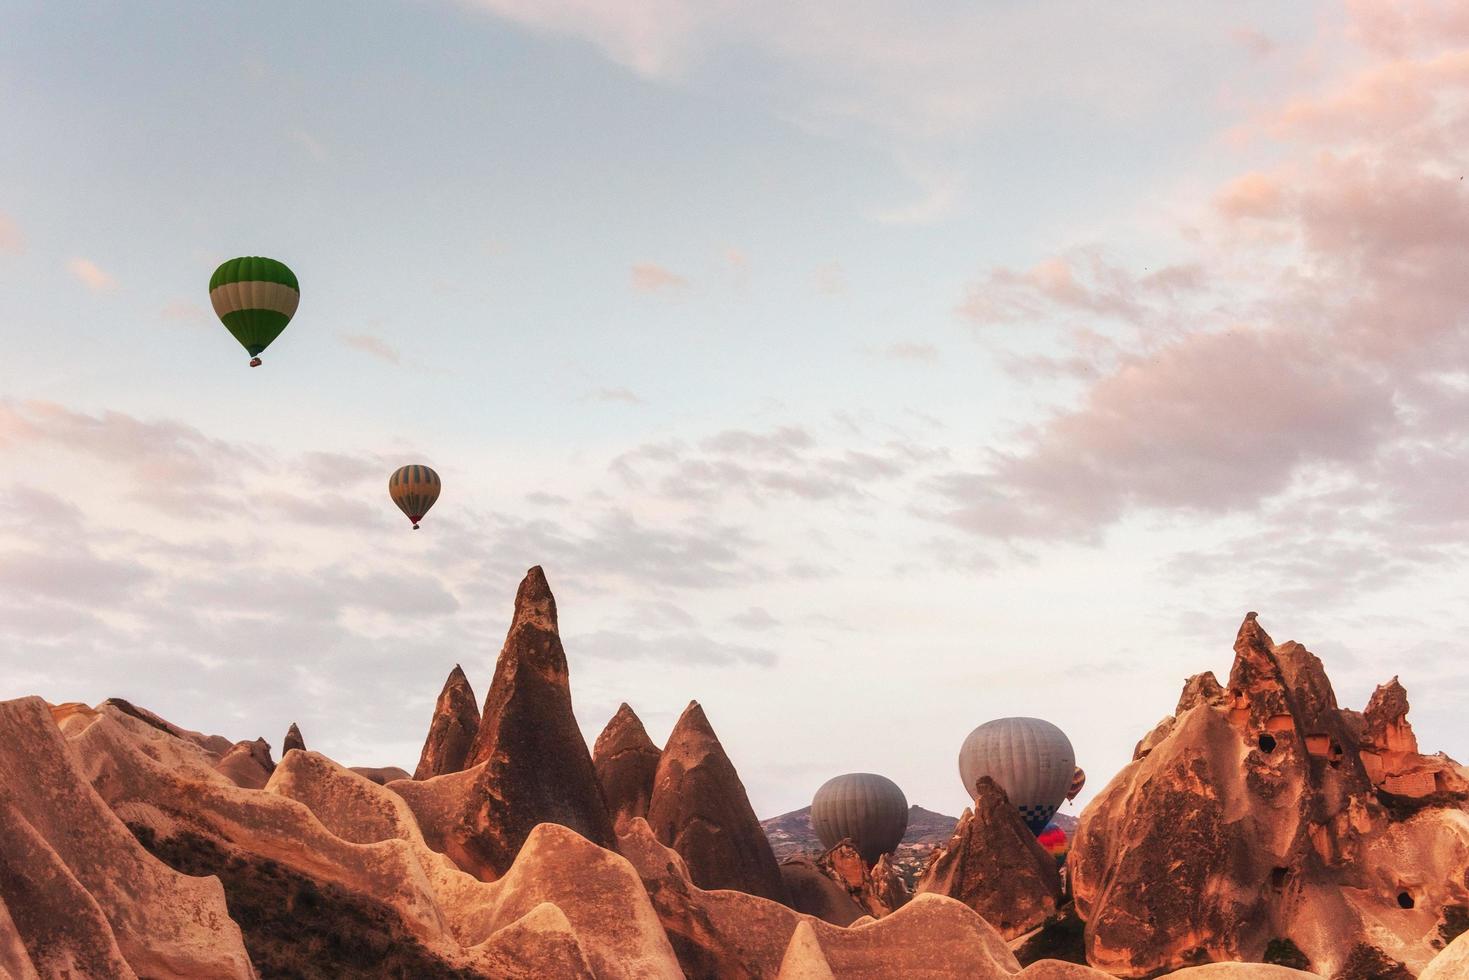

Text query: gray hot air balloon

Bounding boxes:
[810,772,909,865]
[958,717,1075,835]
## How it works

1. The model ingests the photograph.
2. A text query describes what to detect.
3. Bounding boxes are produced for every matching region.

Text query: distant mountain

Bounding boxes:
[761,803,1078,861]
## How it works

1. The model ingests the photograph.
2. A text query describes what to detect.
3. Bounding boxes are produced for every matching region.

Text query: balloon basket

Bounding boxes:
[249,357,262,367]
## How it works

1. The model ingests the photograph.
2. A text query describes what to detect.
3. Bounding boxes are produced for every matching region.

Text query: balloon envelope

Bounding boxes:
[209,257,299,359]
[1037,823,1068,859]
[389,465,441,528]
[1067,766,1086,802]
[810,772,909,865]
[958,717,1075,835]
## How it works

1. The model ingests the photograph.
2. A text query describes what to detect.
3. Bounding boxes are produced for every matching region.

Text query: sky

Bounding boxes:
[3,0,1469,821]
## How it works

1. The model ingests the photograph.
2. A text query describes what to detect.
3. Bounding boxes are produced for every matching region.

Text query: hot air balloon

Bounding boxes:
[1067,766,1086,803]
[958,717,1075,835]
[811,772,909,865]
[1037,823,1068,860]
[209,257,300,367]
[389,465,441,529]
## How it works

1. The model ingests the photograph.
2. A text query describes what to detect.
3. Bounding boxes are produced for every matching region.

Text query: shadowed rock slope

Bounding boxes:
[594,702,662,830]
[647,700,789,903]
[916,776,1062,940]
[413,664,480,780]
[393,566,616,879]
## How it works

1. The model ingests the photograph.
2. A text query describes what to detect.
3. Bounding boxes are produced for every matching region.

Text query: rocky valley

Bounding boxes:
[2,568,1467,979]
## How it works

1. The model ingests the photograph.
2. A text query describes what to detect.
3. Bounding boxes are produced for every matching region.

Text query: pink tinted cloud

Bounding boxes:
[340,333,402,364]
[0,213,22,255]
[631,263,687,292]
[67,258,116,291]
[1347,0,1469,56]
[957,250,1201,327]
[934,17,1469,542]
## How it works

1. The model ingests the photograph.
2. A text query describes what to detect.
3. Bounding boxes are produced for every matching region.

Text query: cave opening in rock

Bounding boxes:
[1271,867,1288,891]
[1397,891,1414,910]
[1258,733,1277,754]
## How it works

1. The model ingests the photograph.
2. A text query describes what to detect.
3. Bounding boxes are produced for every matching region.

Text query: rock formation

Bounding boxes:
[796,838,911,921]
[1,697,254,979]
[915,776,1061,939]
[646,699,787,902]
[214,736,276,789]
[60,697,682,978]
[1359,677,1468,807]
[594,702,662,829]
[1422,929,1469,980]
[350,765,412,785]
[392,566,615,879]
[413,664,480,780]
[616,817,1021,978]
[283,721,305,754]
[1071,613,1469,976]
[778,855,866,925]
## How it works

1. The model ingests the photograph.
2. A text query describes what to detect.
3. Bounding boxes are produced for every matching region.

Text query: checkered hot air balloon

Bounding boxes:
[958,716,1076,835]
[209,256,300,367]
[389,465,441,530]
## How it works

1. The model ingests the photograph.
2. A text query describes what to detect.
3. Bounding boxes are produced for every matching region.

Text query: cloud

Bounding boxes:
[0,400,256,502]
[584,387,644,405]
[729,606,779,630]
[813,263,845,296]
[875,341,938,363]
[160,301,208,322]
[928,15,1469,551]
[631,263,687,292]
[869,164,961,225]
[572,628,777,667]
[67,258,116,291]
[726,247,749,290]
[956,250,1204,329]
[340,333,402,364]
[612,424,942,506]
[0,213,22,255]
[1231,28,1276,60]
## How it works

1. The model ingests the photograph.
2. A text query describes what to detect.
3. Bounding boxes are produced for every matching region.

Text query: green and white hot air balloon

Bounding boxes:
[209,256,300,367]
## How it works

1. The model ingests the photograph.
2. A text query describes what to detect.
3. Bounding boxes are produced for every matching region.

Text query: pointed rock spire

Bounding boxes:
[593,703,661,829]
[646,700,786,902]
[283,722,305,755]
[914,776,1060,940]
[395,566,614,878]
[413,664,480,780]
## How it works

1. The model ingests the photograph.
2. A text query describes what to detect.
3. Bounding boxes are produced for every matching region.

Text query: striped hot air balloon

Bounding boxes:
[958,717,1076,835]
[389,465,441,529]
[810,773,909,866]
[1067,766,1086,803]
[209,256,300,367]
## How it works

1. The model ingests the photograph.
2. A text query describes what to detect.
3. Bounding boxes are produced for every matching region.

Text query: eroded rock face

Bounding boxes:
[616,818,1019,979]
[646,700,787,902]
[915,777,1061,939]
[1359,678,1469,806]
[394,567,615,879]
[803,839,911,921]
[413,664,480,780]
[64,700,680,979]
[350,765,412,785]
[1071,614,1469,977]
[0,697,256,979]
[214,737,276,789]
[283,722,305,755]
[594,703,662,830]
[778,856,865,926]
